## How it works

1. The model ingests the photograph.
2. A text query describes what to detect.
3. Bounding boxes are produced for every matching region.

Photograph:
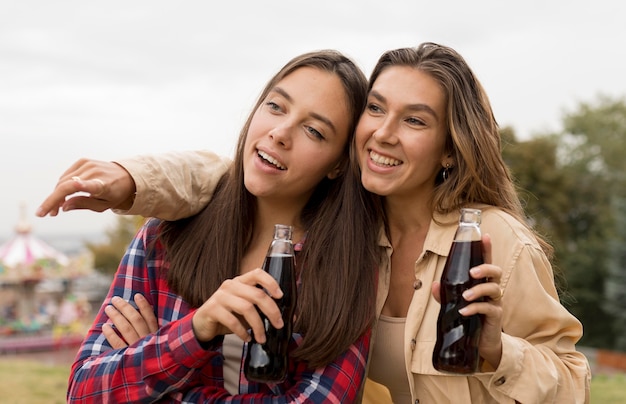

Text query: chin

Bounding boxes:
[243,177,262,196]
[360,178,383,196]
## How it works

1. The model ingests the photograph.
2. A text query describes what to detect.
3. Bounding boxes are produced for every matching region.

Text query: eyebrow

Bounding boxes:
[370,90,440,121]
[272,86,337,133]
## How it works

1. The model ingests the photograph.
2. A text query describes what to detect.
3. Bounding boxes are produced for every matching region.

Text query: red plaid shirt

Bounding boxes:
[68,218,370,403]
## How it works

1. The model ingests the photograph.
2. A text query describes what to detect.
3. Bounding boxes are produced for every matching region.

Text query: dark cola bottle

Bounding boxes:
[433,208,486,374]
[244,224,297,383]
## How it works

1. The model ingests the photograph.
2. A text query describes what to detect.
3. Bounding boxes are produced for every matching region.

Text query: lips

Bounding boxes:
[258,150,287,170]
[369,150,402,167]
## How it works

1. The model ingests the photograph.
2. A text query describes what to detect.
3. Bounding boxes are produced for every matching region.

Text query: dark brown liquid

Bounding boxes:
[433,240,485,374]
[244,254,297,383]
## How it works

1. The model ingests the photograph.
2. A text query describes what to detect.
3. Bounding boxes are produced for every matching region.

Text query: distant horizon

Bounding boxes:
[0,229,107,256]
[1,202,119,248]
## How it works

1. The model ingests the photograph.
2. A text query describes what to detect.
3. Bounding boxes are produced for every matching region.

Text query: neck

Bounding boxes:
[384,193,432,236]
[253,197,306,242]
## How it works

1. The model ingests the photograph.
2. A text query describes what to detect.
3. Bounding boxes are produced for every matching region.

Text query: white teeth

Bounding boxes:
[258,150,286,170]
[369,150,402,167]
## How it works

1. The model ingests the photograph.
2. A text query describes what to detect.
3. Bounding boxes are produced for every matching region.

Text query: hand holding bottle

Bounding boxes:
[244,224,298,383]
[191,268,284,344]
[432,233,504,370]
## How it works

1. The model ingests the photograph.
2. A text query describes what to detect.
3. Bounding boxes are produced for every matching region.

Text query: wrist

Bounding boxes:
[481,342,503,369]
[115,192,136,211]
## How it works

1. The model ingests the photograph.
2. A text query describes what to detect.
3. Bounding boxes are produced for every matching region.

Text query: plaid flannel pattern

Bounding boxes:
[68,218,369,403]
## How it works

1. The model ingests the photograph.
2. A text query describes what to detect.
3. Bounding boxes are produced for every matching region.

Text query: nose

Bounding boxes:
[372,117,398,145]
[268,123,292,148]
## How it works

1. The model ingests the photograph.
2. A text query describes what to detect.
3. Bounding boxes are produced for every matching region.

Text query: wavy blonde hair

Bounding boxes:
[367,43,553,258]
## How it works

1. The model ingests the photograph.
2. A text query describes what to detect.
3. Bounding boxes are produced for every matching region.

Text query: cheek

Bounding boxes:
[241,135,256,169]
[246,108,272,139]
[354,123,370,152]
[307,149,341,176]
[354,112,380,142]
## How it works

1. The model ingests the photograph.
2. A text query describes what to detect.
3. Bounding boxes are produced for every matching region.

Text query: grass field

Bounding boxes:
[0,359,69,404]
[0,358,624,403]
[590,373,626,403]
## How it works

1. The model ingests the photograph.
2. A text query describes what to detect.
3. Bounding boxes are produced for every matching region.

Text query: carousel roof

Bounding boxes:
[0,204,70,282]
[0,231,69,267]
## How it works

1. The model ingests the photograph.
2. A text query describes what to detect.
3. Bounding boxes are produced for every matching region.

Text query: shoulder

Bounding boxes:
[138,217,162,237]
[475,206,540,249]
[129,217,165,251]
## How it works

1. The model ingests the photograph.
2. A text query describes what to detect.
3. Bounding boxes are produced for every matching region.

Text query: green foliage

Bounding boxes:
[85,215,146,275]
[503,95,626,350]
[559,96,626,349]
[502,129,565,243]
[606,197,626,350]
[563,95,626,179]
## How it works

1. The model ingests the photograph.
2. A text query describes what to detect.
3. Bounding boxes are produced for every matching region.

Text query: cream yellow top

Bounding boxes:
[367,315,411,403]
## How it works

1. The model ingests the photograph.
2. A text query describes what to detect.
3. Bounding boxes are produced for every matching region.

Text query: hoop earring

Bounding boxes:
[442,163,451,181]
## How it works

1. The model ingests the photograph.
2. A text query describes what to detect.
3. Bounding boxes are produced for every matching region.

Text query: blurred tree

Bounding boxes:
[502,95,626,350]
[561,95,626,350]
[549,135,614,348]
[607,196,626,350]
[86,215,146,275]
[501,128,567,249]
[563,95,626,177]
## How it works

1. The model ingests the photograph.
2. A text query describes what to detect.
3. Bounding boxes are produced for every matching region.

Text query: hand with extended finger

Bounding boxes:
[432,234,504,369]
[102,294,158,349]
[36,158,136,217]
[191,268,285,344]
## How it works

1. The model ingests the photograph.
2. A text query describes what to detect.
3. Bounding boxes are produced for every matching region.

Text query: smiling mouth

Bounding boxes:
[258,150,286,170]
[369,150,402,167]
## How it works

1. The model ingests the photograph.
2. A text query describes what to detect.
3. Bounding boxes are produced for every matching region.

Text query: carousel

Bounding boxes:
[0,203,93,352]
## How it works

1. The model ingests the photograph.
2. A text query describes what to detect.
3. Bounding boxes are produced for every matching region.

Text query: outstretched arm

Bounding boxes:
[36,159,136,216]
[37,150,231,220]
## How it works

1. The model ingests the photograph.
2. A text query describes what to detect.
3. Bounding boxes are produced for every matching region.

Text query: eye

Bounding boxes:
[406,116,426,126]
[366,103,383,114]
[306,126,325,140]
[265,101,282,112]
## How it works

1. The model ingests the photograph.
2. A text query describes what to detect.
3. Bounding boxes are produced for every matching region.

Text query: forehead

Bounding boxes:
[275,66,348,104]
[371,66,446,114]
[274,66,351,134]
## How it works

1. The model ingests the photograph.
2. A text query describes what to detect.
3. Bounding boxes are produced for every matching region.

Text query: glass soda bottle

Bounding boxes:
[244,224,297,383]
[432,208,486,374]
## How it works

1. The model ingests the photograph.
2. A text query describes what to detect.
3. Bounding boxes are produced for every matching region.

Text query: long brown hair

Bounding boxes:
[367,43,553,258]
[159,50,380,368]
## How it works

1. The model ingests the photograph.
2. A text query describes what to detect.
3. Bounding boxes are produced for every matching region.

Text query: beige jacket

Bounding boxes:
[114,150,231,220]
[370,207,590,403]
[115,151,591,404]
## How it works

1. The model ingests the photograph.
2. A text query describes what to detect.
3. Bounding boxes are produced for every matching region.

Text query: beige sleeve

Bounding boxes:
[111,150,232,220]
[477,243,591,403]
[470,209,591,403]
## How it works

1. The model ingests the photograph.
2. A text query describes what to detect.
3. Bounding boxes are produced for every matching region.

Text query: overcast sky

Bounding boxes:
[1,0,624,241]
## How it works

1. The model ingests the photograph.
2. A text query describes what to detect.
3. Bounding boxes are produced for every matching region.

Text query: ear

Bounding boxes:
[327,168,342,180]
[326,162,342,180]
[441,153,454,169]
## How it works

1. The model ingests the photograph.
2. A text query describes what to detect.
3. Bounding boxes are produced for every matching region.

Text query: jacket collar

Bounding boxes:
[377,208,472,258]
